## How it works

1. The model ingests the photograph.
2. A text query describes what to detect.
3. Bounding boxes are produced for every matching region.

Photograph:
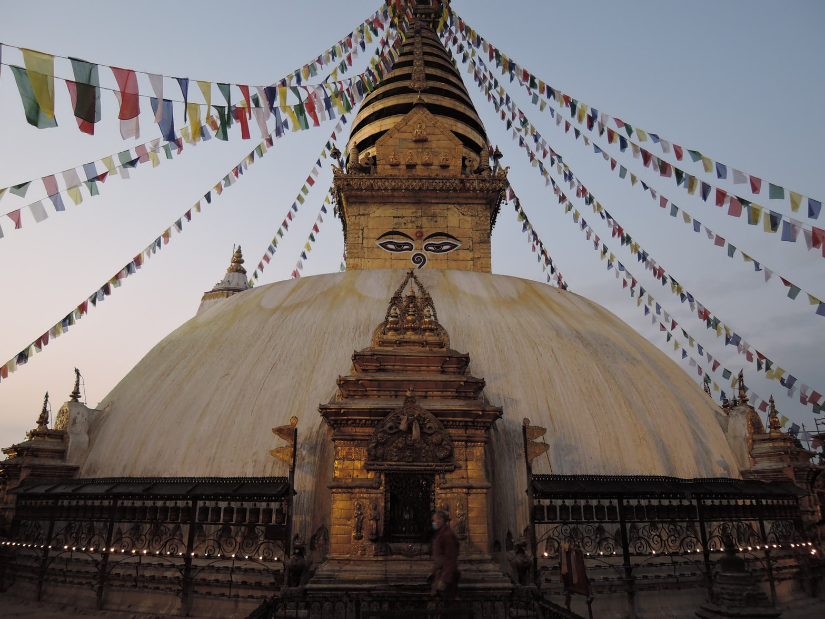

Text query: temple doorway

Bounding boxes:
[384,473,434,543]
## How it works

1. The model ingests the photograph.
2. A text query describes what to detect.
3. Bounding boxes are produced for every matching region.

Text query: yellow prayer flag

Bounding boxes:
[194,201,201,213]
[713,382,719,392]
[701,156,713,173]
[742,253,752,263]
[636,129,648,142]
[22,48,55,118]
[67,186,82,205]
[102,156,116,175]
[279,87,288,109]
[674,341,680,350]
[180,125,191,143]
[763,213,775,233]
[197,81,212,113]
[687,176,697,195]
[187,103,201,143]
[683,212,691,224]
[808,293,820,305]
[790,191,802,212]
[305,242,312,252]
[284,106,300,131]
[149,151,160,168]
[576,107,585,124]
[630,174,638,186]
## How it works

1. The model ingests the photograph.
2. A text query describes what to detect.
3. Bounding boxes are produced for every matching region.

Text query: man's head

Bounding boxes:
[432,510,450,530]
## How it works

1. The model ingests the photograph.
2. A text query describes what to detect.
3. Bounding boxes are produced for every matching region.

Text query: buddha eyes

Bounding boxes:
[378,240,415,253]
[422,241,460,254]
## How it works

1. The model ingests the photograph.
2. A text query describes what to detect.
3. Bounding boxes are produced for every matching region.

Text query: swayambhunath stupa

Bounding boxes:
[1,1,824,618]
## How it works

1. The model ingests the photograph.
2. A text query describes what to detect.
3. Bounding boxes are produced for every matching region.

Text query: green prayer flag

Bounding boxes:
[214,106,229,141]
[727,244,736,258]
[618,166,627,179]
[301,185,309,195]
[688,150,702,163]
[10,181,32,197]
[10,65,57,129]
[666,332,672,342]
[768,183,784,200]
[674,169,684,185]
[83,180,99,196]
[757,359,763,371]
[624,123,633,138]
[529,74,537,89]
[297,194,305,204]
[788,285,801,300]
[670,204,678,217]
[118,150,133,166]
[162,144,173,159]
[722,369,732,380]
[309,233,316,242]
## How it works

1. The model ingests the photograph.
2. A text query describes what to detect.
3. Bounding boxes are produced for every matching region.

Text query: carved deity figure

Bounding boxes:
[454,501,467,540]
[413,122,428,142]
[368,503,381,541]
[439,152,451,167]
[353,502,364,540]
[509,536,532,586]
[285,536,309,587]
[405,150,417,166]
[389,152,400,166]
[422,150,433,166]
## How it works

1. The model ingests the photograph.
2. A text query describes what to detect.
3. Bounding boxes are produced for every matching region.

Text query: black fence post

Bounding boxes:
[617,497,636,619]
[756,499,777,605]
[696,497,713,595]
[181,498,198,616]
[35,498,59,602]
[96,497,118,610]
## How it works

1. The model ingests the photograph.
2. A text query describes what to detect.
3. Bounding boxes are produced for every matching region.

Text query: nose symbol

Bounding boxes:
[411,252,427,269]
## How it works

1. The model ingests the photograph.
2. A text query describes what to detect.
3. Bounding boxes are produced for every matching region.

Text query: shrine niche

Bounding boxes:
[314,270,503,579]
[366,390,455,471]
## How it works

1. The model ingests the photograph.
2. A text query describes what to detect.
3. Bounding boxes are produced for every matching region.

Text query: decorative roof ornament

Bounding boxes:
[767,395,782,434]
[227,245,247,274]
[35,392,50,432]
[69,367,82,403]
[737,370,749,405]
[703,381,712,398]
[372,270,449,349]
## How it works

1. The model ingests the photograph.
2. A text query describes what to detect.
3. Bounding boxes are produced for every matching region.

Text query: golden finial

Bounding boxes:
[768,395,782,434]
[737,370,748,405]
[35,392,50,432]
[405,387,416,404]
[69,368,81,403]
[227,245,246,274]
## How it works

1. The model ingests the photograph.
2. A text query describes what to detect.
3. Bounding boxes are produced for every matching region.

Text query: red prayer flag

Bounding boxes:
[236,107,250,139]
[614,117,625,129]
[660,195,668,208]
[750,176,762,194]
[111,67,140,119]
[610,158,617,171]
[7,209,22,229]
[715,188,726,207]
[673,145,683,160]
[728,196,743,218]
[306,175,315,187]
[641,150,651,167]
[758,401,768,412]
[809,391,822,405]
[714,235,726,247]
[239,85,252,119]
[65,81,95,135]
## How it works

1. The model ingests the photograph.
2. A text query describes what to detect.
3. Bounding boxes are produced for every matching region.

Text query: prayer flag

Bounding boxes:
[67,58,100,134]
[21,48,55,118]
[11,65,58,128]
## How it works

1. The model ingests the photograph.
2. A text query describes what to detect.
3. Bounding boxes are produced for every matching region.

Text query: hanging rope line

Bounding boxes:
[444,31,824,415]
[290,193,334,280]
[445,7,822,223]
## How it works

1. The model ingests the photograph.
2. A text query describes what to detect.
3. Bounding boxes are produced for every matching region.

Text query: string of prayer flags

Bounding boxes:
[557,177,795,417]
[251,120,348,284]
[462,48,824,415]
[446,7,822,222]
[504,179,567,289]
[448,36,823,317]
[0,124,286,385]
[0,6,393,139]
[291,197,333,279]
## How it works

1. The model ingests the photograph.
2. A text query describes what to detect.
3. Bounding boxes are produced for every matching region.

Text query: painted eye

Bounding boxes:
[378,240,414,253]
[423,241,460,254]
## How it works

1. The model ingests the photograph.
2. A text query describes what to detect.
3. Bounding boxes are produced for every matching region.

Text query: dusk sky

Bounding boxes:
[1,0,823,452]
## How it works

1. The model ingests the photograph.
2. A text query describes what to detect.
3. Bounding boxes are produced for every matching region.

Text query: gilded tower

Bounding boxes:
[332,3,507,272]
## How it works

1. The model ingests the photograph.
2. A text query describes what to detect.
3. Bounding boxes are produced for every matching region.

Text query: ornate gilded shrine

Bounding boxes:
[317,271,501,567]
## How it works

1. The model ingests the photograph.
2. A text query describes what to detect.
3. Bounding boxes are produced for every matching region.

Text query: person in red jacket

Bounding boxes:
[429,510,460,599]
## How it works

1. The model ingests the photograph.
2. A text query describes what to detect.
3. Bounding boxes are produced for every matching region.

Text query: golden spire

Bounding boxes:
[69,367,81,403]
[35,392,50,432]
[737,370,748,405]
[227,245,247,274]
[767,395,782,434]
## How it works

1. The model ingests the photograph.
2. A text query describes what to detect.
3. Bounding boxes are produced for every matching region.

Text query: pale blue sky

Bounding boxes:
[1,1,823,451]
